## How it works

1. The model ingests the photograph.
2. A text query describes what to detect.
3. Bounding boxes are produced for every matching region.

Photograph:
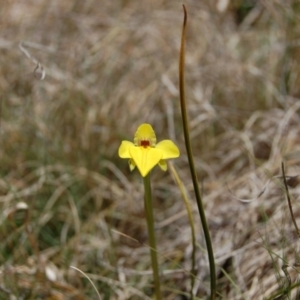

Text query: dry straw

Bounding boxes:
[1,0,300,298]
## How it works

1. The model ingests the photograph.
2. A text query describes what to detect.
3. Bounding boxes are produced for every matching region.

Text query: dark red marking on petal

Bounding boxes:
[140,140,150,148]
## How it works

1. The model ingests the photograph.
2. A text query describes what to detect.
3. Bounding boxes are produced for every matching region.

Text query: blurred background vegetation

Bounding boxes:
[1,0,300,299]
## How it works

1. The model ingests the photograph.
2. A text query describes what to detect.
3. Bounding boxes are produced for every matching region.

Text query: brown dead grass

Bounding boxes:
[1,0,300,299]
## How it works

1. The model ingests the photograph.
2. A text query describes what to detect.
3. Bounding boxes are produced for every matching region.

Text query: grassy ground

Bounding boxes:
[1,0,300,299]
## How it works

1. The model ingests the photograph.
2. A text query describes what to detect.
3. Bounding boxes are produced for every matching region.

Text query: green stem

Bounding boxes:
[143,173,162,300]
[179,5,216,299]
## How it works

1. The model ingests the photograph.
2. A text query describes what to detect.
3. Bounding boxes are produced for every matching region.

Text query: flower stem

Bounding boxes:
[143,173,162,300]
[179,5,216,299]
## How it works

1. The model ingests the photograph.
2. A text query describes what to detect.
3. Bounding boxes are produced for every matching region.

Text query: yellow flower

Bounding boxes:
[119,123,180,177]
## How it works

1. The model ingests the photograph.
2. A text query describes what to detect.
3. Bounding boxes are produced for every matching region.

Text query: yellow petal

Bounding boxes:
[128,159,136,171]
[134,124,156,146]
[158,160,167,171]
[118,141,134,158]
[129,146,163,177]
[155,140,180,159]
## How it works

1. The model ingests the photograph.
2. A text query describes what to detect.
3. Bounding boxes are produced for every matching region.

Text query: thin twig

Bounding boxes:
[281,161,300,237]
[169,163,196,298]
[70,266,103,300]
[19,41,46,80]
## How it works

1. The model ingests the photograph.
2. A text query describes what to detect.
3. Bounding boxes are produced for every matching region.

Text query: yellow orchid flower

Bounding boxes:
[119,123,180,177]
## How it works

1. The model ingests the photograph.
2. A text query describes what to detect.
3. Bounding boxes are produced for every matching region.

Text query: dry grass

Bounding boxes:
[1,0,300,299]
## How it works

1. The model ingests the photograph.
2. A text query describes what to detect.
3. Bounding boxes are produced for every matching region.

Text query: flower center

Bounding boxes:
[140,140,150,148]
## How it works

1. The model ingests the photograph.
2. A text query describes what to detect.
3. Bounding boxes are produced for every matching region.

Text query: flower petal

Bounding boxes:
[158,160,167,171]
[129,147,163,177]
[128,159,136,171]
[134,124,156,146]
[155,140,180,159]
[118,141,134,158]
